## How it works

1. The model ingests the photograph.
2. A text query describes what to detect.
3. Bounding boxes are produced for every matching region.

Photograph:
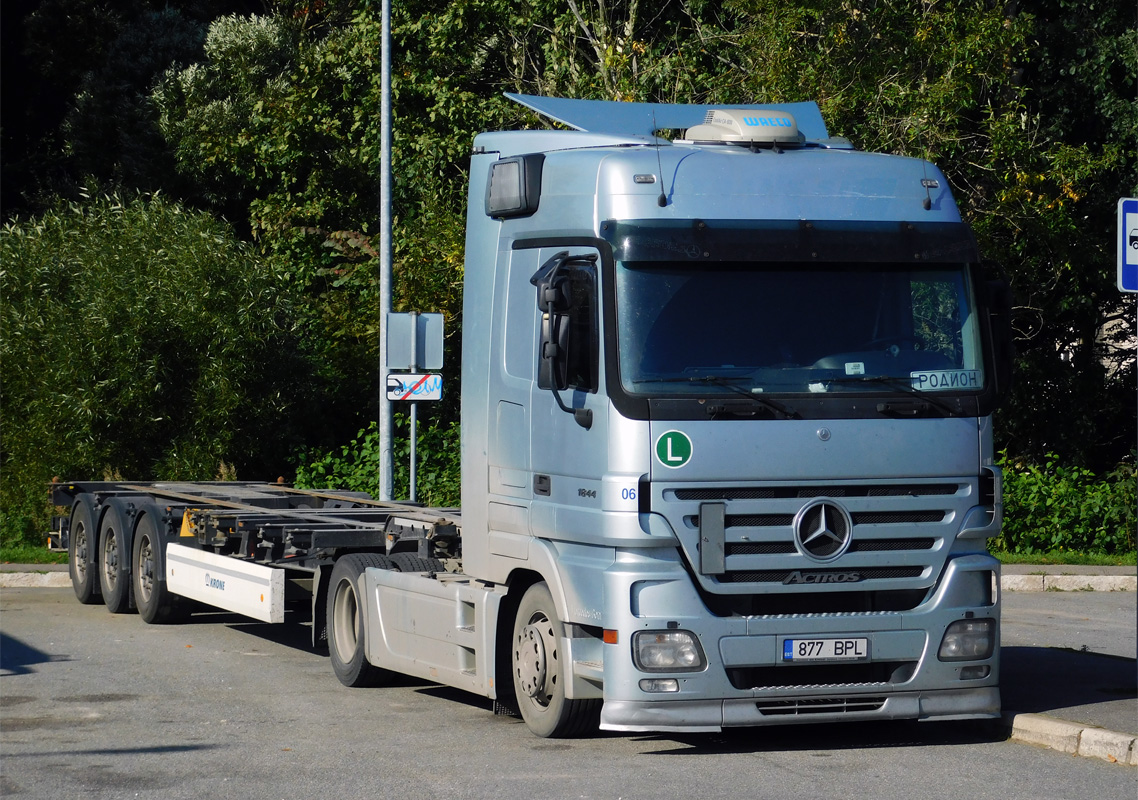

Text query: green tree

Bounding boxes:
[18,1,1125,499]
[0,192,323,546]
[2,0,254,216]
[988,0,1137,470]
[721,0,1136,471]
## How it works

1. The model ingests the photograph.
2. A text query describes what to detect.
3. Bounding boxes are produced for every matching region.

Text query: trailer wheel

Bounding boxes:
[98,505,132,614]
[68,497,102,605]
[132,513,186,624]
[328,553,396,688]
[511,582,600,738]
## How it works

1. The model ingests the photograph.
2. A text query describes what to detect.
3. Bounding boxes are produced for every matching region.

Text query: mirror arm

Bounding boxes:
[546,383,592,430]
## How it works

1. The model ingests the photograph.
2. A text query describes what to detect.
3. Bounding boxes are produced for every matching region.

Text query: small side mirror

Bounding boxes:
[539,310,570,390]
[529,250,598,430]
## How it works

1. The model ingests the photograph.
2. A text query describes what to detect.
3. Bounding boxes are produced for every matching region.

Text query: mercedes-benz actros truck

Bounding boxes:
[54,94,1012,738]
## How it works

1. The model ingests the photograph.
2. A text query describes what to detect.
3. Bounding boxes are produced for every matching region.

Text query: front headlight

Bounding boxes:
[632,630,706,672]
[938,618,995,661]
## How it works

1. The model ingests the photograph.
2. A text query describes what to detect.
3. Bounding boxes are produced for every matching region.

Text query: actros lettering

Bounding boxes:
[783,570,862,585]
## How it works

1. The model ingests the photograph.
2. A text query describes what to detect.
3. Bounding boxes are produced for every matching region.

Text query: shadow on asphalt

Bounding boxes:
[0,632,74,675]
[632,718,1005,755]
[1000,645,1137,716]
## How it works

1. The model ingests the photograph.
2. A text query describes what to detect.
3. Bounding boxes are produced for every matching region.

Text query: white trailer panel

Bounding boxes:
[166,543,286,623]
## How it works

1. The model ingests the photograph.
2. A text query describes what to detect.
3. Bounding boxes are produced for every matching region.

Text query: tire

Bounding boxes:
[328,553,396,688]
[511,582,600,738]
[68,497,102,605]
[132,513,186,624]
[389,552,445,573]
[98,504,132,614]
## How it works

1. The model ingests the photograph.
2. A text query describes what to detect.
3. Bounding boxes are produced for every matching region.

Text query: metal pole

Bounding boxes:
[377,0,393,500]
[409,402,417,502]
[409,311,418,503]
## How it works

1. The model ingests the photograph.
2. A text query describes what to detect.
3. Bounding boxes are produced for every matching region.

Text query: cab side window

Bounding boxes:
[562,262,599,392]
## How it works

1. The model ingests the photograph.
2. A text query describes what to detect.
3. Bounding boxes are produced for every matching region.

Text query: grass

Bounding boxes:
[0,543,68,565]
[992,550,1136,567]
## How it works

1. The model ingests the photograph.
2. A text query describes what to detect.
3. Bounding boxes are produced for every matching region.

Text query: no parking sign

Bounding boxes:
[1119,198,1138,293]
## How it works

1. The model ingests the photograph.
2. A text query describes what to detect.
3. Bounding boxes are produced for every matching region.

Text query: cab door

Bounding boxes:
[524,246,610,546]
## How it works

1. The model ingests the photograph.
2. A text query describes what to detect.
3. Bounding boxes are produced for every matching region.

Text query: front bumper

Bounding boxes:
[597,552,1000,733]
[601,687,1001,732]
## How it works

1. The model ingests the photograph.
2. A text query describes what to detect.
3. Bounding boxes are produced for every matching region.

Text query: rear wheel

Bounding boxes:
[132,513,186,624]
[68,498,101,605]
[98,505,132,613]
[511,582,600,738]
[328,553,396,687]
[389,552,445,573]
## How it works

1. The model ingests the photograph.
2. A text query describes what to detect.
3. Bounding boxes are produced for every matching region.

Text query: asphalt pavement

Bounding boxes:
[3,561,1134,765]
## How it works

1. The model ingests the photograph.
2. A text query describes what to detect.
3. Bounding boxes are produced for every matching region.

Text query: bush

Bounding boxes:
[0,192,322,549]
[294,414,460,508]
[996,453,1136,555]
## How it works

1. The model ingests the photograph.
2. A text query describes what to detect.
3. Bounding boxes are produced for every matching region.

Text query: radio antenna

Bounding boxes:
[653,111,667,207]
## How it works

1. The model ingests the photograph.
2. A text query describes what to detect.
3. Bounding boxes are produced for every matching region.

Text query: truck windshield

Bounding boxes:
[616,262,985,397]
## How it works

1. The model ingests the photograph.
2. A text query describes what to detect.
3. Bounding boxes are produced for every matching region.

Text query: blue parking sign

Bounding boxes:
[1120,198,1138,293]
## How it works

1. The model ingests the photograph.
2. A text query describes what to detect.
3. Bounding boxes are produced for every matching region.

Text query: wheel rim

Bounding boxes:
[73,522,88,582]
[331,579,360,662]
[102,529,118,591]
[515,611,557,707]
[137,535,155,604]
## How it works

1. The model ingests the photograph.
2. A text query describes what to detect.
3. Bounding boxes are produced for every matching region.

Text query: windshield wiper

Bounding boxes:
[825,375,956,416]
[636,374,799,419]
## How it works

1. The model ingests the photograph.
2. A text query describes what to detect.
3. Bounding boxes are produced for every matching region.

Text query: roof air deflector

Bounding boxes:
[505,93,830,142]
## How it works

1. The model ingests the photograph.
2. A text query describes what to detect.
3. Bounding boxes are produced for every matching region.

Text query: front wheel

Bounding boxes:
[328,553,396,687]
[511,582,600,738]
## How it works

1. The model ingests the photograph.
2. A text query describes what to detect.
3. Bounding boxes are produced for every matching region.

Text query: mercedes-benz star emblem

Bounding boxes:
[793,499,852,560]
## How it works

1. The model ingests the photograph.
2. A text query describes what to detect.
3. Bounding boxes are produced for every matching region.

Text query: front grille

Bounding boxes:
[725,538,933,557]
[658,477,973,597]
[717,566,924,584]
[755,696,888,716]
[728,542,797,556]
[672,484,958,502]
[852,511,944,524]
[850,537,934,552]
[703,589,929,616]
[686,513,945,528]
[724,514,794,527]
[729,661,917,690]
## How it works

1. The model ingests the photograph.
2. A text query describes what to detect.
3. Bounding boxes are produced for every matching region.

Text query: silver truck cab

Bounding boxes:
[458,95,1010,734]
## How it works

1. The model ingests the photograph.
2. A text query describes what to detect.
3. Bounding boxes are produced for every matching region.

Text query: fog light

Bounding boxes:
[938,618,995,661]
[632,630,706,673]
[959,665,991,680]
[639,678,680,693]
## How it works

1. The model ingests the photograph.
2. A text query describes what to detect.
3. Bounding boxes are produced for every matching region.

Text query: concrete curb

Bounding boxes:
[1006,712,1138,766]
[1001,574,1138,592]
[0,571,72,588]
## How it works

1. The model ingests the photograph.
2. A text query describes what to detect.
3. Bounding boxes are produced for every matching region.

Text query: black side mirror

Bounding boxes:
[539,307,570,390]
[530,251,596,429]
[532,252,571,391]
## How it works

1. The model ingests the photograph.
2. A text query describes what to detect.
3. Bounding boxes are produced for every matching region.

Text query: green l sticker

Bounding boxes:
[655,430,693,468]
